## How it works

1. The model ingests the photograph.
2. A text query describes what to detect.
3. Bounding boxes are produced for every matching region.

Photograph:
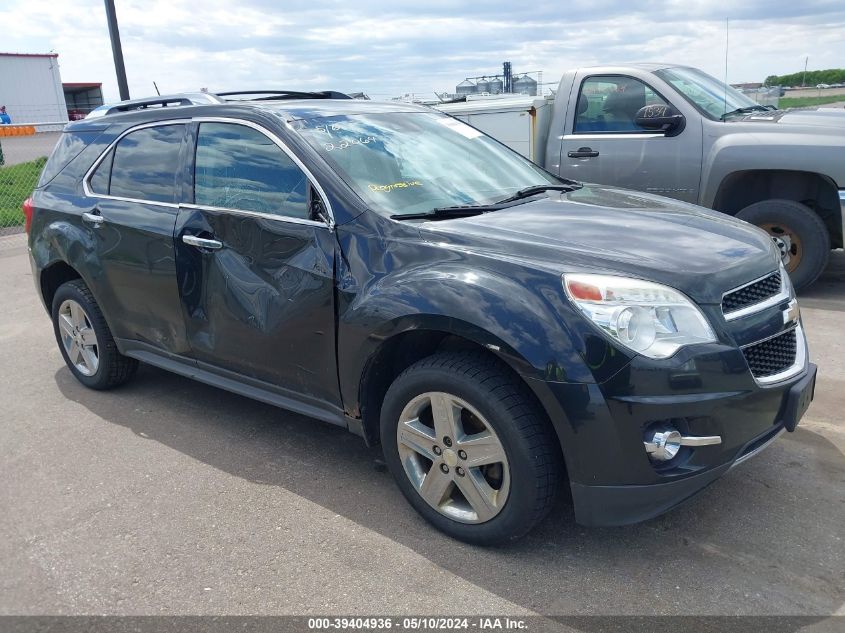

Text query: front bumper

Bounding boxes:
[526,337,816,527]
[570,363,815,526]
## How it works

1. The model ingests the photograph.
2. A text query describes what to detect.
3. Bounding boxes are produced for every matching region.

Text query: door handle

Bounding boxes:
[182,234,223,250]
[568,147,600,158]
[82,211,104,226]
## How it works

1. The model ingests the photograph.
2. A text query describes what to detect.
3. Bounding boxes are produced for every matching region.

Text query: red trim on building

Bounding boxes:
[63,83,103,89]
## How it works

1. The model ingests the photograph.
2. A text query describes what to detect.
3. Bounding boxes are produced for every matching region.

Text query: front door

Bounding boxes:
[174,120,339,407]
[560,74,703,203]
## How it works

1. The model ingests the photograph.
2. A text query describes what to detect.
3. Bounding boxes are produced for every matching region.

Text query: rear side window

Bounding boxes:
[88,148,113,195]
[109,125,185,203]
[194,122,308,218]
[38,130,102,187]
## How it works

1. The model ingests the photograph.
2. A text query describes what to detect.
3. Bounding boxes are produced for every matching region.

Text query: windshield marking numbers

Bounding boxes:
[324,136,376,152]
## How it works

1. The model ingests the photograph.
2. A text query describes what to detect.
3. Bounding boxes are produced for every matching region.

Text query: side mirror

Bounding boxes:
[634,105,685,135]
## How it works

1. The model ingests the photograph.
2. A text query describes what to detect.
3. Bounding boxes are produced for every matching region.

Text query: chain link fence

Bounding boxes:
[0,123,63,235]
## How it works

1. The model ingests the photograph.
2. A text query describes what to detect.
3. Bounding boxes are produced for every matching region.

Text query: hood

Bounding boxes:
[734,107,845,131]
[418,185,780,304]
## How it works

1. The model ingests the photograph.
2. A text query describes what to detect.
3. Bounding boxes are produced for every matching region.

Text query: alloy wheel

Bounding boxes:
[396,392,510,524]
[57,299,100,376]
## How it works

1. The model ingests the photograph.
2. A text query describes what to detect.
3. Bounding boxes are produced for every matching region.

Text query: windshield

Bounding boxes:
[654,66,764,120]
[291,111,560,217]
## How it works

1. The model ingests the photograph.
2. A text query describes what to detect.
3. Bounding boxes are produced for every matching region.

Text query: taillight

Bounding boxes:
[22,197,34,234]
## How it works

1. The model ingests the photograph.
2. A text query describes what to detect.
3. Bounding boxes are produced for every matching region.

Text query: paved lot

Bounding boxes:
[1,238,843,618]
[0,131,61,166]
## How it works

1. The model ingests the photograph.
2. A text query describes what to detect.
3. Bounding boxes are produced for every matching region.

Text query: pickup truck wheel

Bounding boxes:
[380,352,560,544]
[51,280,139,390]
[736,199,830,290]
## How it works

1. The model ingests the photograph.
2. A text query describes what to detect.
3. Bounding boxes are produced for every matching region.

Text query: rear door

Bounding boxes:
[84,122,190,352]
[560,73,703,203]
[173,119,339,407]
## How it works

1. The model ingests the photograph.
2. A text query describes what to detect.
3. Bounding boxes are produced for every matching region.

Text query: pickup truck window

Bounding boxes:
[575,76,669,134]
[654,67,759,120]
[292,112,558,217]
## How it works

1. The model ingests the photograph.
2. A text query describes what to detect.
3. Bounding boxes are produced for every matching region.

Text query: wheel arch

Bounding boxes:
[354,322,569,461]
[39,260,83,314]
[711,169,842,248]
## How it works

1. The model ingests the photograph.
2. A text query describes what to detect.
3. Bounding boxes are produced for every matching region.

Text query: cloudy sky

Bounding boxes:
[2,0,844,100]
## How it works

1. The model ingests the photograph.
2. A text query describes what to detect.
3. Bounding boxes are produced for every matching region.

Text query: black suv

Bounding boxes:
[25,91,817,544]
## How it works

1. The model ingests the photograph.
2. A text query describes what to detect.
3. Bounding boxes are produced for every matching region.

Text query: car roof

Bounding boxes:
[263,99,433,120]
[65,97,434,132]
[573,62,679,72]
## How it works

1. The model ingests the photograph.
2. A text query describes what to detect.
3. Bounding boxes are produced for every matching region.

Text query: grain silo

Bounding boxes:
[513,74,538,96]
[456,79,477,96]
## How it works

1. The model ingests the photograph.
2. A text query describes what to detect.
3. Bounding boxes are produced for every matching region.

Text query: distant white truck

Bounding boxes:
[437,64,845,289]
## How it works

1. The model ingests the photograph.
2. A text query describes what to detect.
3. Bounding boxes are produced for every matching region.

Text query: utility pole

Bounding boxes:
[104,0,130,101]
[802,56,808,88]
[723,18,729,113]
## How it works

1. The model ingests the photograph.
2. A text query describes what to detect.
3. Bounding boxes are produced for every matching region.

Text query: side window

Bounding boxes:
[194,122,309,219]
[88,147,114,195]
[38,130,102,187]
[109,125,184,203]
[574,76,669,133]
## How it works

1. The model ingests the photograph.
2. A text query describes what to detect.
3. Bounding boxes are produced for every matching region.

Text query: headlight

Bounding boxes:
[563,274,717,359]
[779,260,794,296]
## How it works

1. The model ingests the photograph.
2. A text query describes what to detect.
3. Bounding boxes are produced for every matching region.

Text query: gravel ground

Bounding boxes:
[0,241,842,620]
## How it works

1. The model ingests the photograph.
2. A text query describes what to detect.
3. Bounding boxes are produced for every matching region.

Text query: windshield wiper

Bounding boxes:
[391,183,583,221]
[720,104,777,120]
[391,205,494,221]
[494,183,582,204]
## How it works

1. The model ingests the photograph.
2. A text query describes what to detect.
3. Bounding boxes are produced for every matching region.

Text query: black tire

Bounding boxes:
[380,352,561,545]
[51,279,138,390]
[736,199,830,290]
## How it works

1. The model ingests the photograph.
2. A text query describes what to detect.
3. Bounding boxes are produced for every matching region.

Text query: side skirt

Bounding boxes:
[117,339,352,431]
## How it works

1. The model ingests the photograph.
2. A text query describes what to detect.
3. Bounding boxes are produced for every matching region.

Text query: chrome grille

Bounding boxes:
[742,328,797,379]
[722,271,782,315]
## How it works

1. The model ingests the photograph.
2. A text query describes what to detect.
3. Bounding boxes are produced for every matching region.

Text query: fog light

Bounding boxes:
[644,428,682,462]
[644,427,723,462]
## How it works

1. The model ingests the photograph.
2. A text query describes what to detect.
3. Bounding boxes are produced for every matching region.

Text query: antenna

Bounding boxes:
[724,17,729,115]
[153,81,161,96]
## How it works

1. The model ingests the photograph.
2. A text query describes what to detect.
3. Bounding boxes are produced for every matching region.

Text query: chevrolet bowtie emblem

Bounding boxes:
[784,299,800,325]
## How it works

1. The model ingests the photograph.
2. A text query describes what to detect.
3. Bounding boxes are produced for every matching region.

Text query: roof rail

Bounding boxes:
[217,90,352,101]
[86,89,352,119]
[90,92,225,117]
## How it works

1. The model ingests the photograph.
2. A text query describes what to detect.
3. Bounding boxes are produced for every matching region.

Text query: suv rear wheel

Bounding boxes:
[380,352,561,544]
[52,280,138,389]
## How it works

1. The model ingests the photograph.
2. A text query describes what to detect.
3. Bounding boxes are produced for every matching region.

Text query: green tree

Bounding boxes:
[764,68,845,87]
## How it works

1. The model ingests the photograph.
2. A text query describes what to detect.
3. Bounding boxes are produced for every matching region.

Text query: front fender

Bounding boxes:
[701,131,845,208]
[337,262,631,410]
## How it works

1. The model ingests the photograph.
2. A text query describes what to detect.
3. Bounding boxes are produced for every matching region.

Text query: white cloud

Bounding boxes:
[1,0,843,101]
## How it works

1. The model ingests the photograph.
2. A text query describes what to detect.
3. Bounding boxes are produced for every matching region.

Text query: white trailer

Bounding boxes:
[0,53,69,123]
[435,95,553,164]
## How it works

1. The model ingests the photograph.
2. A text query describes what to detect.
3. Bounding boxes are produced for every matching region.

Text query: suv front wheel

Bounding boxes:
[380,352,561,544]
[51,279,138,390]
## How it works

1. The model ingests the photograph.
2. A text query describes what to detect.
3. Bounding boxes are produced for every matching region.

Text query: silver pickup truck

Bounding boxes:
[437,64,845,289]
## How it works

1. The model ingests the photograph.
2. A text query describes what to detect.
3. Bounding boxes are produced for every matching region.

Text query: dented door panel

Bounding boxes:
[174,206,339,406]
